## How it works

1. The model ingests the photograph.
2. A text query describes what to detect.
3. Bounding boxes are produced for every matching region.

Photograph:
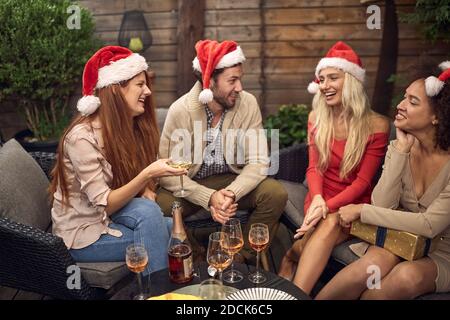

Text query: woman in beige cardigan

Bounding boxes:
[315,60,450,299]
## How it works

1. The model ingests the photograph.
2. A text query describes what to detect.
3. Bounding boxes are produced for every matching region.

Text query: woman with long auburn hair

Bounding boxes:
[278,41,390,295]
[50,46,186,274]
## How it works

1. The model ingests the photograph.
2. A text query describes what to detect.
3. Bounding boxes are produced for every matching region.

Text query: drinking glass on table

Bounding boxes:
[221,218,244,283]
[126,244,149,300]
[198,278,226,300]
[166,159,192,198]
[206,232,232,282]
[248,223,269,284]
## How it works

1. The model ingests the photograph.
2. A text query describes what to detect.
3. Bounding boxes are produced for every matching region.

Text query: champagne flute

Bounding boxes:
[166,159,192,198]
[206,232,232,282]
[248,223,269,284]
[221,218,244,283]
[126,244,149,300]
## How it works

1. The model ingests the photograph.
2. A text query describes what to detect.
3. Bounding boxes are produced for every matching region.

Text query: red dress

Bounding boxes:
[304,121,388,217]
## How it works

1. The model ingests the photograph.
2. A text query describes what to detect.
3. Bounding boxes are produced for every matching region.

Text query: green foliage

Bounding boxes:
[386,73,409,112]
[0,0,101,140]
[264,104,310,149]
[400,0,450,43]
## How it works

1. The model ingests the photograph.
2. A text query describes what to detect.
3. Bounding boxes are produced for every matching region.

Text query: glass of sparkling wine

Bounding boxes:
[207,232,232,282]
[221,218,244,283]
[167,159,192,198]
[126,244,149,300]
[248,223,269,284]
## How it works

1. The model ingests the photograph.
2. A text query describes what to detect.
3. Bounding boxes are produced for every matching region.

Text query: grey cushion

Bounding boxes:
[77,262,130,290]
[331,238,360,265]
[279,179,308,227]
[156,108,168,132]
[0,139,51,230]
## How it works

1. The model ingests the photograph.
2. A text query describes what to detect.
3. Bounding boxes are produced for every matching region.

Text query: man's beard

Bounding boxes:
[213,92,237,110]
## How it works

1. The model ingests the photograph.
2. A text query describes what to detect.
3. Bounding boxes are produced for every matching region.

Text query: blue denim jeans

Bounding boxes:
[69,198,173,275]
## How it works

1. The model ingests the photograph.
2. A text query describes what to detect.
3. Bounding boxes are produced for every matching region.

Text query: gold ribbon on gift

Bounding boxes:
[350,220,439,261]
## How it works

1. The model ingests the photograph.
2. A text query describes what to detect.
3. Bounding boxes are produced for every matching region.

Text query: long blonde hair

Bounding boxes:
[311,72,374,179]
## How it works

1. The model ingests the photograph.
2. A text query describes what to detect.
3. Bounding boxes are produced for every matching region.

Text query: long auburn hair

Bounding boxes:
[49,71,159,207]
[311,72,374,179]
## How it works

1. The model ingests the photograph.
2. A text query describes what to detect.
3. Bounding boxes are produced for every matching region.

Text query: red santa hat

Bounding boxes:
[425,61,450,97]
[192,40,246,104]
[307,41,365,94]
[77,46,148,115]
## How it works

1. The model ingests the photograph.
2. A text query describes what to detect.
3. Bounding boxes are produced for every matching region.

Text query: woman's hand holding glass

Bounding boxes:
[143,158,187,179]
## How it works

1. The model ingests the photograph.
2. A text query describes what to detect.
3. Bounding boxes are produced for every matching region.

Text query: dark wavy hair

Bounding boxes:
[408,56,450,151]
[193,63,242,86]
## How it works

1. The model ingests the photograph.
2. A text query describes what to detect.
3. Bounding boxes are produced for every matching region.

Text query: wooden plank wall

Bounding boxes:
[77,0,449,116]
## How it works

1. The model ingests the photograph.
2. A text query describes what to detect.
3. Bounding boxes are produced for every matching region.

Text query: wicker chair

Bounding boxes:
[0,140,132,300]
[0,144,102,299]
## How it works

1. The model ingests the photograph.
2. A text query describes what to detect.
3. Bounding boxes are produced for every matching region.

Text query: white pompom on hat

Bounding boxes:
[425,63,450,97]
[307,41,365,94]
[77,46,148,116]
[192,40,246,104]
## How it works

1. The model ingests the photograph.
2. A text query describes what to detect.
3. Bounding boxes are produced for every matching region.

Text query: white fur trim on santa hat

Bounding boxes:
[97,53,148,89]
[192,46,246,72]
[192,58,201,72]
[307,81,320,94]
[216,46,246,69]
[77,95,101,116]
[425,76,444,97]
[316,57,365,83]
[439,61,450,71]
[199,88,214,104]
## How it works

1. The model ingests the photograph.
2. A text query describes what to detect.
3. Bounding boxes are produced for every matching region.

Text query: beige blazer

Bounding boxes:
[159,82,269,210]
[358,140,450,261]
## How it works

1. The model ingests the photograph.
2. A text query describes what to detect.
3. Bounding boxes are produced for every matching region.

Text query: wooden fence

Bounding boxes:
[1,0,448,139]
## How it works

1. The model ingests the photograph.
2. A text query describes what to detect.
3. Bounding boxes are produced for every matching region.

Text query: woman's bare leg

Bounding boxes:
[293,214,348,295]
[278,229,314,280]
[360,258,437,300]
[315,245,400,300]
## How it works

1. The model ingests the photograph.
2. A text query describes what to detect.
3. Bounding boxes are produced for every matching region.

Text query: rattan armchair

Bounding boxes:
[0,151,101,299]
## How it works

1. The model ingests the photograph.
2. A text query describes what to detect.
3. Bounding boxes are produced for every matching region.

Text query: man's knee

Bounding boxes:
[156,188,177,216]
[255,178,288,211]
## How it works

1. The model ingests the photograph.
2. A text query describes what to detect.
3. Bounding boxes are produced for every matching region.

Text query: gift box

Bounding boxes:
[350,220,439,261]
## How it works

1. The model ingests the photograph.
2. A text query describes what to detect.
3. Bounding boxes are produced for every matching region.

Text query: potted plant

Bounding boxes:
[0,0,101,152]
[264,104,309,149]
[264,104,310,183]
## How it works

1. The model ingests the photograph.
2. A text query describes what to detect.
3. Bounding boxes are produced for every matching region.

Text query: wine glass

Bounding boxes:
[248,223,269,284]
[206,232,232,282]
[221,218,244,283]
[126,244,149,300]
[166,159,192,198]
[198,278,226,300]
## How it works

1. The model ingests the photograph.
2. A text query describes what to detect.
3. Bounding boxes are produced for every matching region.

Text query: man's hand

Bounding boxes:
[209,189,238,224]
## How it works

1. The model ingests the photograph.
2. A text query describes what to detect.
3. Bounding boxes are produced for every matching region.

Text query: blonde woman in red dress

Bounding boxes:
[278,42,390,296]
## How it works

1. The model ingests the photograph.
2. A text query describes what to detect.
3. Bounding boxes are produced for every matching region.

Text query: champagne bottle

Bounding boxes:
[168,201,194,283]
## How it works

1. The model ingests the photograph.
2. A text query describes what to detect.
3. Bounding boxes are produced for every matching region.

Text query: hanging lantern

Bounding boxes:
[118,10,152,53]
